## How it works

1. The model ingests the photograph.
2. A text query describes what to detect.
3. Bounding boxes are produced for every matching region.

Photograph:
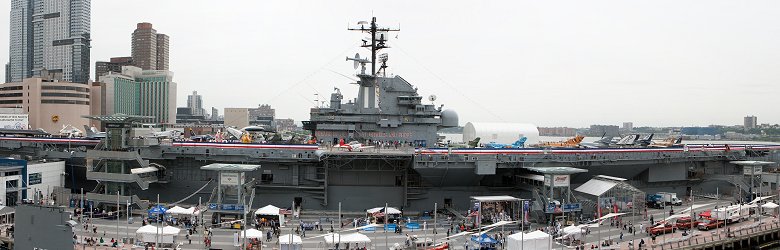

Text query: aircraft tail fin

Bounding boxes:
[83,125,95,138]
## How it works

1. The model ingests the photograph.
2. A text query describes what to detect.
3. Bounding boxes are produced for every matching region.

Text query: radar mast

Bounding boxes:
[348,17,400,77]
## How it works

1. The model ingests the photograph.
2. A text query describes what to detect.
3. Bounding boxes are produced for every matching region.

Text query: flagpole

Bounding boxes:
[156,194,159,248]
[433,202,437,247]
[385,202,388,249]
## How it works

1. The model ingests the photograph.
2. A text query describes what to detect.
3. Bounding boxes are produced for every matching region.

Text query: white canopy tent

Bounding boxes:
[135,225,181,244]
[279,234,303,250]
[559,225,585,240]
[255,205,285,225]
[762,202,779,209]
[506,230,551,250]
[240,229,264,239]
[165,206,188,215]
[323,233,372,244]
[366,207,402,215]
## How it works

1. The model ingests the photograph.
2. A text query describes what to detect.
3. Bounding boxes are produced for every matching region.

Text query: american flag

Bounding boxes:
[372,208,386,217]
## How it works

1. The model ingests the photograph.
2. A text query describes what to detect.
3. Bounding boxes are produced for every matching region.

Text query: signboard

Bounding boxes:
[207,203,245,211]
[743,166,763,175]
[0,114,28,129]
[544,175,570,187]
[220,172,243,186]
[28,172,42,185]
[544,203,581,213]
[563,203,582,212]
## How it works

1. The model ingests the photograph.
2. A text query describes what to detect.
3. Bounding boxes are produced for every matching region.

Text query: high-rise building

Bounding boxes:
[622,122,633,131]
[224,108,249,128]
[131,22,169,70]
[94,66,176,124]
[7,0,91,83]
[249,104,275,127]
[155,34,169,70]
[0,77,91,133]
[211,107,219,121]
[744,115,757,129]
[94,57,133,80]
[187,91,204,116]
[589,125,620,137]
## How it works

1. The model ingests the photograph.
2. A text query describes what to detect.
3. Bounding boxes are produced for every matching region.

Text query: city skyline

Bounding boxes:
[2,0,779,127]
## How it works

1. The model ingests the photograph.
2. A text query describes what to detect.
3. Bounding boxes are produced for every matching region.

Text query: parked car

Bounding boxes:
[675,216,699,229]
[647,222,676,236]
[696,219,724,230]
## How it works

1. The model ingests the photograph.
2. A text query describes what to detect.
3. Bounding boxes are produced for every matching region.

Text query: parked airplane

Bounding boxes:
[59,124,83,138]
[83,125,106,139]
[440,137,481,148]
[539,135,585,148]
[649,137,682,148]
[579,133,615,148]
[485,137,527,149]
[335,139,374,152]
[148,129,183,139]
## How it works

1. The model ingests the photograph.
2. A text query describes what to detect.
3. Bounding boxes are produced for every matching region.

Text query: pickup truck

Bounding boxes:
[647,222,677,236]
[696,219,724,230]
[675,216,699,229]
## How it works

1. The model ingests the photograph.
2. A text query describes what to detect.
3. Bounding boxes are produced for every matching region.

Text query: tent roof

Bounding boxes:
[240,229,264,239]
[0,206,14,215]
[575,179,616,196]
[200,163,260,172]
[763,202,779,209]
[136,225,180,235]
[471,196,520,202]
[256,205,281,215]
[279,234,302,244]
[730,161,777,166]
[166,206,188,215]
[524,230,551,240]
[366,207,401,214]
[524,167,587,175]
[324,233,371,244]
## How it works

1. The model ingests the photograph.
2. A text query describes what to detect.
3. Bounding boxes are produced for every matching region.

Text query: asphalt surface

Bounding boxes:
[71,198,777,249]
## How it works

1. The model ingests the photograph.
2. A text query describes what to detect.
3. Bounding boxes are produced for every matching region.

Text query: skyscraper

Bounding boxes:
[744,115,757,129]
[187,91,204,116]
[156,34,169,70]
[95,66,177,124]
[131,22,169,70]
[7,0,91,83]
[94,56,133,80]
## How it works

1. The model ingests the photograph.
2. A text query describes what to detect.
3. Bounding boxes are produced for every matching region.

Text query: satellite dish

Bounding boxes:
[353,53,360,70]
[428,95,437,102]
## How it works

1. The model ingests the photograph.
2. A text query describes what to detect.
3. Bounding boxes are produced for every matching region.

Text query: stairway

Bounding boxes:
[405,171,429,205]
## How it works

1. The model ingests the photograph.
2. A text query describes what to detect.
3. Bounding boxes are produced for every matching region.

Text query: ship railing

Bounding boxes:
[650,219,780,249]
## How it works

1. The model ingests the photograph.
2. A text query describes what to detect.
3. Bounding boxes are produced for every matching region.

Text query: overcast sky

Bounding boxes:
[1,0,779,128]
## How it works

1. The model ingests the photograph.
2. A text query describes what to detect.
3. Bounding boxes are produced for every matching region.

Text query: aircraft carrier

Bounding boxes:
[0,17,777,223]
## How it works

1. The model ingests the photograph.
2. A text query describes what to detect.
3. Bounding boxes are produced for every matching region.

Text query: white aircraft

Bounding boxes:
[59,124,83,138]
[148,129,183,139]
[335,140,374,152]
[83,125,106,139]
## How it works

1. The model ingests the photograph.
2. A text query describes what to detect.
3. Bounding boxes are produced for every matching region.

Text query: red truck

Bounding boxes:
[675,216,700,229]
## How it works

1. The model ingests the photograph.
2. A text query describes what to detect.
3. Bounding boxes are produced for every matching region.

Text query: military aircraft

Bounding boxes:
[539,135,585,148]
[83,125,106,139]
[649,136,682,148]
[485,137,527,149]
[147,129,183,139]
[579,133,615,148]
[335,139,374,152]
[442,137,481,148]
[59,124,83,138]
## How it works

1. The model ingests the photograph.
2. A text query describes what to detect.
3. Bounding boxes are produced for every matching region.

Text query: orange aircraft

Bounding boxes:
[539,135,585,148]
